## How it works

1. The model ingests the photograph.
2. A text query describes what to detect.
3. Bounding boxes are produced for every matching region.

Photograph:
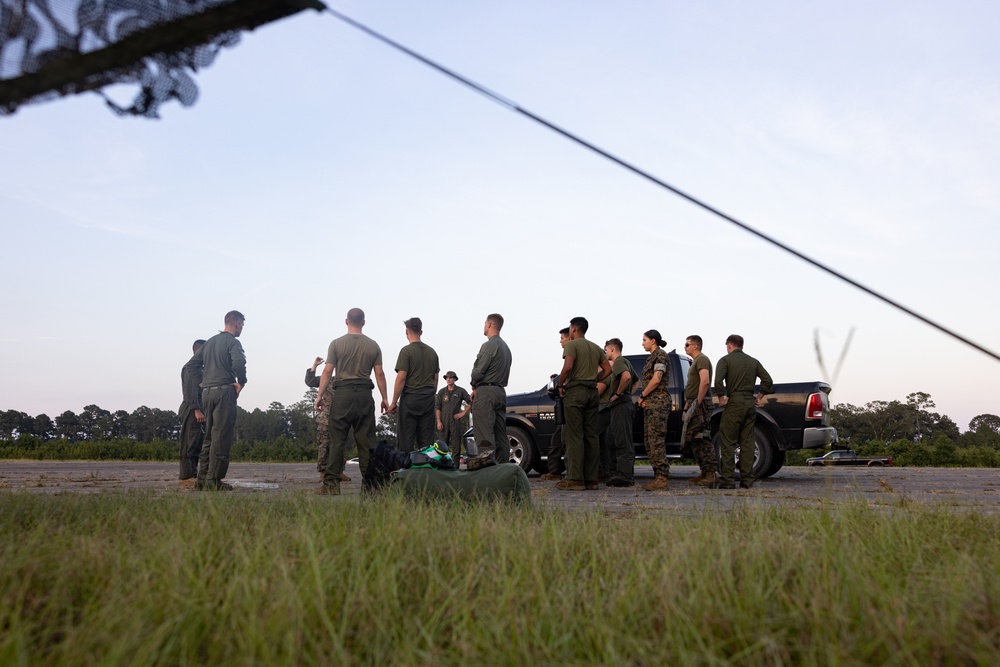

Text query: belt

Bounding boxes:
[476,382,503,387]
[204,384,234,390]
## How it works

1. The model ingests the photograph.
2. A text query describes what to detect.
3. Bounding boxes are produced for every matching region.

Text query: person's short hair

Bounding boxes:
[605,338,623,353]
[644,329,667,347]
[404,317,422,334]
[559,327,570,337]
[224,310,244,325]
[193,339,206,353]
[726,334,744,348]
[686,335,703,350]
[347,308,365,326]
[569,317,589,334]
[486,313,504,331]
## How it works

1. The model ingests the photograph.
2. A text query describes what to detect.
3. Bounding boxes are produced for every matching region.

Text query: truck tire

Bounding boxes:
[867,460,885,467]
[713,425,773,480]
[506,426,535,474]
[763,450,786,478]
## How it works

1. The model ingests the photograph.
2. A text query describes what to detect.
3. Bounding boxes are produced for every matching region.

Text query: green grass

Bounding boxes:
[1,493,998,665]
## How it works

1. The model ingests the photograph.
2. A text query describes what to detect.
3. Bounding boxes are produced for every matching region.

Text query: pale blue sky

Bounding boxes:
[1,1,998,429]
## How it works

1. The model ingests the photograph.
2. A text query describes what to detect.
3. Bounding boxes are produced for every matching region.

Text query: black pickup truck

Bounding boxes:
[471,351,837,479]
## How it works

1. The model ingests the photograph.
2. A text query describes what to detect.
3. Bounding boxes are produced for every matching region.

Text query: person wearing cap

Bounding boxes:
[435,371,472,464]
[469,313,513,465]
[637,329,671,491]
[315,307,388,494]
[389,317,440,451]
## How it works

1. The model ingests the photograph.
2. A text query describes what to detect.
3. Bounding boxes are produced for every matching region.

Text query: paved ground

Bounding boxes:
[2,461,998,512]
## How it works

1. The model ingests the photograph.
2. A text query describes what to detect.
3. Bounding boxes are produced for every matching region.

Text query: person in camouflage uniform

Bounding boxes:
[435,371,471,464]
[682,335,717,487]
[305,357,349,483]
[714,334,773,490]
[638,329,671,491]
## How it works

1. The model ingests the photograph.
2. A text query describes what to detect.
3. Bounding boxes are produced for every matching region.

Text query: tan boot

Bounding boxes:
[555,479,586,491]
[642,475,669,491]
[540,472,564,481]
[340,472,351,482]
[695,474,719,489]
[688,472,707,485]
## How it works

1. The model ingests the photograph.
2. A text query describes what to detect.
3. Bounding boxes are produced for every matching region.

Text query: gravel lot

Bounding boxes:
[3,461,999,513]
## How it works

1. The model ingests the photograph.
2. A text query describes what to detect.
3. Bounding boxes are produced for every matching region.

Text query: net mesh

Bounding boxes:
[0,0,323,117]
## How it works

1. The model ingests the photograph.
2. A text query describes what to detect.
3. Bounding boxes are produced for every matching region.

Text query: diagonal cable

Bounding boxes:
[323,6,1000,364]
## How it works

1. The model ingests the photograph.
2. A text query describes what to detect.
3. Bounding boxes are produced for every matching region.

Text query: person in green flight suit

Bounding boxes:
[714,334,773,489]
[435,371,471,464]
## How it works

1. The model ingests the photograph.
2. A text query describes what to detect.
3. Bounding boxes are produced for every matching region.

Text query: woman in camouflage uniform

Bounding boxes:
[638,330,671,491]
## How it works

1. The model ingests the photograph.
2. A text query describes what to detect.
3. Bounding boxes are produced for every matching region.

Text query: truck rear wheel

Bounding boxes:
[713,425,774,480]
[763,450,786,478]
[506,426,535,474]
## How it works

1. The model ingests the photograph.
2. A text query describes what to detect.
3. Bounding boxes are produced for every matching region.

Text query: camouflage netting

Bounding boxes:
[0,0,324,117]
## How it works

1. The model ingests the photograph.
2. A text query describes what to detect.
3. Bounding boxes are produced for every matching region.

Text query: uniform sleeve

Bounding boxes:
[305,369,319,388]
[181,352,203,410]
[652,350,667,374]
[757,362,774,395]
[395,348,407,374]
[470,342,494,385]
[435,390,444,411]
[231,340,248,385]
[714,357,728,396]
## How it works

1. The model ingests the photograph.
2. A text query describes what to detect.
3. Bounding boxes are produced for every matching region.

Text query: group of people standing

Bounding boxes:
[176,308,772,494]
[542,319,773,492]
[310,309,512,494]
[178,310,247,491]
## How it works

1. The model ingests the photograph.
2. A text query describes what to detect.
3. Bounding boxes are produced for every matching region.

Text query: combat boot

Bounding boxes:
[642,475,669,491]
[688,472,708,485]
[540,472,564,481]
[340,472,351,482]
[695,474,719,489]
[555,479,586,491]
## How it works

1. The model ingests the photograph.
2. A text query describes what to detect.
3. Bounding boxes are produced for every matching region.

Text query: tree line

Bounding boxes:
[781,391,1000,468]
[0,388,395,461]
[1,390,998,466]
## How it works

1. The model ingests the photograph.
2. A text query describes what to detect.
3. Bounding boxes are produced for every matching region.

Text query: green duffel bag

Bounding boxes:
[390,464,531,505]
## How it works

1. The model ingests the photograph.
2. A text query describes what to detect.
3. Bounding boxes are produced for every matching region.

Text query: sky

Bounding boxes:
[1,0,998,430]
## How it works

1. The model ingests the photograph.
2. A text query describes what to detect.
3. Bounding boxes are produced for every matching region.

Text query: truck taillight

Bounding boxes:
[806,393,825,420]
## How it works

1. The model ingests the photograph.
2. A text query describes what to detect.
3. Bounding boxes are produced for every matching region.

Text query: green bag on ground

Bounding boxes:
[390,464,531,504]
